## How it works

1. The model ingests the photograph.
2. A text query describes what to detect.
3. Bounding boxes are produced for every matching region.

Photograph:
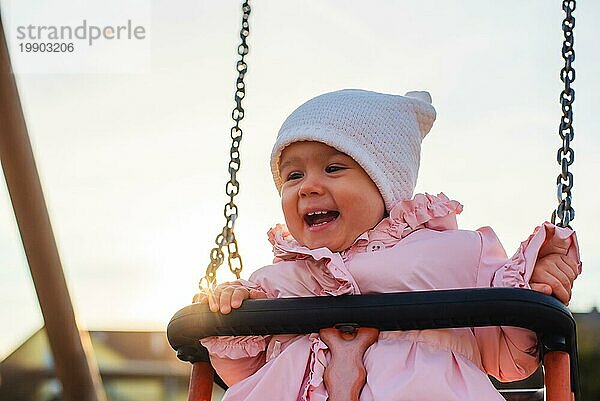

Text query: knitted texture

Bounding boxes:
[270,89,437,210]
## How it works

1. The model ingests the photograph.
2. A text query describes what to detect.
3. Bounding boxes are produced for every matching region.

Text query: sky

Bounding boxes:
[0,0,599,359]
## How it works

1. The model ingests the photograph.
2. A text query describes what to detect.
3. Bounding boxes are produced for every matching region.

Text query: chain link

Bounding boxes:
[200,1,250,291]
[552,0,576,229]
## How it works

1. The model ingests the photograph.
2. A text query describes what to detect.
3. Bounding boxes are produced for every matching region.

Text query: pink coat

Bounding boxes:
[201,193,581,401]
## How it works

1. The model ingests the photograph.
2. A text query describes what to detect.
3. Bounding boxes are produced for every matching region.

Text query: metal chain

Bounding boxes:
[552,0,576,229]
[200,1,251,291]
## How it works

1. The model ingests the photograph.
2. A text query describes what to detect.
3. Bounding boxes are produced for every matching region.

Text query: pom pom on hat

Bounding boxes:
[270,89,436,210]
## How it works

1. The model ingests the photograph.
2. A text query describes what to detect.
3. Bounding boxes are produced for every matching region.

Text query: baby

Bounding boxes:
[199,89,581,401]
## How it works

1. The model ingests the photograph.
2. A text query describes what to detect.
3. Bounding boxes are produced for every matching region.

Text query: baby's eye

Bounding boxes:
[325,164,346,173]
[286,171,303,181]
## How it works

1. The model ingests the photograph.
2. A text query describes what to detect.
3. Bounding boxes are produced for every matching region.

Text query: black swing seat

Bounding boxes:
[167,287,580,400]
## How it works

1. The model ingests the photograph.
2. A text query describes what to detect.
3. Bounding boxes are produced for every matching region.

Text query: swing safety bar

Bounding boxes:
[168,287,579,401]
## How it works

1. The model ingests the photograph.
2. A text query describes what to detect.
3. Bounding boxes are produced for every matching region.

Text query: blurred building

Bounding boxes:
[0,329,224,401]
[573,308,600,401]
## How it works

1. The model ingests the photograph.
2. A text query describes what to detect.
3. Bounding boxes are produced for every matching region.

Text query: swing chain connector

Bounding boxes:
[200,1,251,293]
[552,0,576,229]
[334,323,361,335]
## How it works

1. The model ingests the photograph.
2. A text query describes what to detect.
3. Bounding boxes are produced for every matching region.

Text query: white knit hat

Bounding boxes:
[270,89,436,210]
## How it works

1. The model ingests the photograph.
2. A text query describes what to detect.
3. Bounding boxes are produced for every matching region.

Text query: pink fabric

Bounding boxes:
[200,193,581,401]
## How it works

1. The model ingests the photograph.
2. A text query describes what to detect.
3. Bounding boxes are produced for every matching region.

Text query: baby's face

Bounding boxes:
[279,141,385,252]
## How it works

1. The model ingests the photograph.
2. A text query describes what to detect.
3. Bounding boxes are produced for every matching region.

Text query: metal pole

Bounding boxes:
[0,16,107,401]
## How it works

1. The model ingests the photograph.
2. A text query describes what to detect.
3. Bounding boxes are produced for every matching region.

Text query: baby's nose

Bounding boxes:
[299,176,324,197]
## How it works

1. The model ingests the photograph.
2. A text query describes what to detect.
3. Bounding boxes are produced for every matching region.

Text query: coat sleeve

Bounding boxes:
[201,335,269,386]
[199,279,271,386]
[473,223,581,382]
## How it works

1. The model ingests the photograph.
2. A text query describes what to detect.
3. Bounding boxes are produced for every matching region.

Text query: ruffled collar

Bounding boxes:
[267,192,463,261]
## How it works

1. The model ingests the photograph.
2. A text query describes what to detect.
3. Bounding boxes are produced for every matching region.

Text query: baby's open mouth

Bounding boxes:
[304,210,340,227]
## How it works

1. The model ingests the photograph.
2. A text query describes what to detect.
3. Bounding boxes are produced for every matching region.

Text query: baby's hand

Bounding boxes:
[197,282,267,314]
[530,231,580,305]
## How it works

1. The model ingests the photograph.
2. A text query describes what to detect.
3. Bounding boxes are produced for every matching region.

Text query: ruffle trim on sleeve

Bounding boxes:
[301,334,329,401]
[492,222,582,289]
[200,335,269,359]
